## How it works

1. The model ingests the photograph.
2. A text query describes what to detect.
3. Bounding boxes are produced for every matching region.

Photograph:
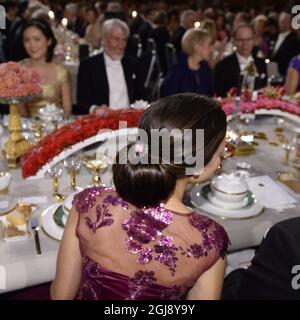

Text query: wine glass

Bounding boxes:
[97,152,114,187]
[30,117,44,142]
[280,132,296,165]
[286,133,300,177]
[63,154,82,192]
[47,163,65,201]
[82,154,108,186]
[292,133,300,163]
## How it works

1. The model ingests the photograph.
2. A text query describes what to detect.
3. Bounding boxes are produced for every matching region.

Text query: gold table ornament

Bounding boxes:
[0,93,41,168]
[3,104,31,168]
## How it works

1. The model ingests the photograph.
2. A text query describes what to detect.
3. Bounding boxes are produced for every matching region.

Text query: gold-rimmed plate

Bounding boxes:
[40,203,63,241]
[189,184,264,220]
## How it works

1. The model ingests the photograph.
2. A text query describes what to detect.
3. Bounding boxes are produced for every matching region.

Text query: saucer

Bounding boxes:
[190,184,264,219]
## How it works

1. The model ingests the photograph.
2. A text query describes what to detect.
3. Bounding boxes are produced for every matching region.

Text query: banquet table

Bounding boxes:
[0,115,300,294]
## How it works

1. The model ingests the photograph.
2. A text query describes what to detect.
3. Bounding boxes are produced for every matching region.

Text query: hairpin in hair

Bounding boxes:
[133,141,148,158]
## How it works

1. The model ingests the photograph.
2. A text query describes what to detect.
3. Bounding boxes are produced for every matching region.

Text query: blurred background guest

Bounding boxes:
[161,28,213,97]
[214,24,267,97]
[84,6,102,50]
[200,18,227,68]
[285,54,300,96]
[252,14,268,59]
[148,10,170,75]
[270,12,300,77]
[166,8,179,37]
[77,18,145,115]
[170,9,196,56]
[6,0,28,61]
[18,18,72,117]
[137,4,155,51]
[0,0,18,58]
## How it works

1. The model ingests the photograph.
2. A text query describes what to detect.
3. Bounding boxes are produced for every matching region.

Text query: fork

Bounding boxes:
[30,217,41,255]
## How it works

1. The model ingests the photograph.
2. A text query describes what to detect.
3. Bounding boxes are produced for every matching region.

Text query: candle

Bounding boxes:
[194,21,201,28]
[131,10,137,18]
[62,18,68,28]
[48,10,55,20]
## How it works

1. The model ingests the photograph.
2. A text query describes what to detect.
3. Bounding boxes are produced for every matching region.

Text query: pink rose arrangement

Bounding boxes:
[0,62,41,98]
[220,86,300,117]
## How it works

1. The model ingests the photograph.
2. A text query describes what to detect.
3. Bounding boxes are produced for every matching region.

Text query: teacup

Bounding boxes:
[210,173,248,203]
[0,172,12,194]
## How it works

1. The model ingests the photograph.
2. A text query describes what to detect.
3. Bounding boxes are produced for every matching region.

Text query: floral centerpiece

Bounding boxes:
[0,62,41,99]
[20,109,144,178]
[0,62,42,168]
[221,86,300,117]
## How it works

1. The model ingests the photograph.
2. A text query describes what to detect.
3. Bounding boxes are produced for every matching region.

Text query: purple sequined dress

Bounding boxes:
[72,187,230,300]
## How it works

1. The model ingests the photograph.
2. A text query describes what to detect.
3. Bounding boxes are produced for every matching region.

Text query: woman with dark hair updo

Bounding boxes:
[51,93,230,300]
[18,18,72,118]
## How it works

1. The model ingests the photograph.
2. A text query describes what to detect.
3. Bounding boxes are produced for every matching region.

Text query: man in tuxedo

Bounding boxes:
[222,217,300,299]
[270,12,300,77]
[77,18,145,115]
[214,24,267,97]
[170,9,196,55]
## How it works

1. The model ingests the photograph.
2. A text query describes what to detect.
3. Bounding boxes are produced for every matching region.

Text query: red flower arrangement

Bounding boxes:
[0,62,41,98]
[20,109,144,178]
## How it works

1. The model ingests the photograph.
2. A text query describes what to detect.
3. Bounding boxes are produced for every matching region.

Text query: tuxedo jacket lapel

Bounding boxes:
[272,32,293,58]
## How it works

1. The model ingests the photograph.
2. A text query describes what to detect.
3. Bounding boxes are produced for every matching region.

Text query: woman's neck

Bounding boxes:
[164,178,191,214]
[28,57,48,67]
[188,55,202,70]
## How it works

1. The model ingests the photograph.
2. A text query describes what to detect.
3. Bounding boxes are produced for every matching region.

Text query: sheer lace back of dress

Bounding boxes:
[73,187,229,300]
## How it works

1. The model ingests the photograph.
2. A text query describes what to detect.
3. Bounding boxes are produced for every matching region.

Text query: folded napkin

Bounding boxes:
[246,175,297,211]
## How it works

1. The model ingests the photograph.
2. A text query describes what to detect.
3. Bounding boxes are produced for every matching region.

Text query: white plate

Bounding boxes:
[0,195,18,216]
[40,203,63,241]
[63,188,83,211]
[190,185,264,219]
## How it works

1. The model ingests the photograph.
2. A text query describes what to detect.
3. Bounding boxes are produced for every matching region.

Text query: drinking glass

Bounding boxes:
[82,154,108,186]
[63,154,82,192]
[47,163,65,201]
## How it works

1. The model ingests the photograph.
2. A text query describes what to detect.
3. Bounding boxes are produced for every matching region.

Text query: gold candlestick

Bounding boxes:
[3,104,32,168]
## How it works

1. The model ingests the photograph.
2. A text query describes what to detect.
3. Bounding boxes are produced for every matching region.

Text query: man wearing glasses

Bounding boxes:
[214,24,267,97]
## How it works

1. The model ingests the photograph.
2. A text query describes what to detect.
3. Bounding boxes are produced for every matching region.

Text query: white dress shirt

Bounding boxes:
[273,31,291,55]
[104,52,130,110]
[236,52,254,72]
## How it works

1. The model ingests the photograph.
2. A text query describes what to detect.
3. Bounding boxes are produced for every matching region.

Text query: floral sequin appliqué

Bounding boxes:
[122,204,179,276]
[127,271,157,299]
[179,213,230,259]
[73,187,129,233]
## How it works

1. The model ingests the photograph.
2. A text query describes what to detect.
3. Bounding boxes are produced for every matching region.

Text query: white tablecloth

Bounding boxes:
[0,115,300,293]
